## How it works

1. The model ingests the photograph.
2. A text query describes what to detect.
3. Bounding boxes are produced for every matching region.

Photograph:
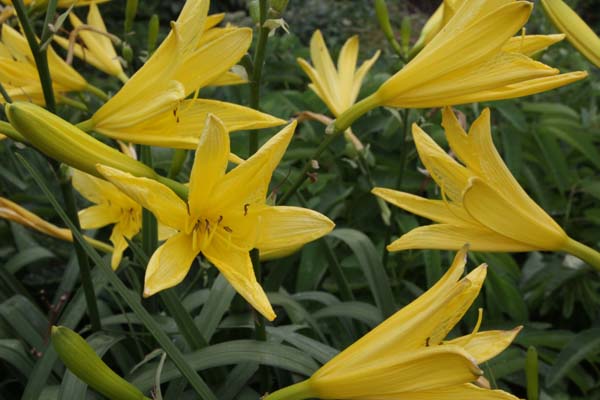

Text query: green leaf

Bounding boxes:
[313,301,383,327]
[4,246,55,274]
[194,274,236,342]
[0,339,35,379]
[328,228,396,317]
[546,328,600,387]
[129,340,320,392]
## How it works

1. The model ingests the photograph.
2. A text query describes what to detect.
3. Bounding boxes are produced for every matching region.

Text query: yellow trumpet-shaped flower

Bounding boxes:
[72,169,142,270]
[0,197,112,253]
[264,246,521,400]
[337,0,587,125]
[0,24,97,105]
[297,30,380,117]
[372,107,600,270]
[53,3,127,81]
[97,116,335,320]
[85,0,284,149]
[541,0,600,68]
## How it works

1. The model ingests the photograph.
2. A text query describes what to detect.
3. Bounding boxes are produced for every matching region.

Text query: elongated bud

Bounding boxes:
[125,0,139,34]
[249,0,260,24]
[122,42,134,65]
[375,0,403,56]
[147,14,160,55]
[5,102,156,179]
[271,0,289,15]
[51,326,150,400]
[526,346,539,400]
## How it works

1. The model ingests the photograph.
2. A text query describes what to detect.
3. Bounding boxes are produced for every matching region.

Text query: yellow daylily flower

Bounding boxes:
[337,0,587,125]
[297,30,379,151]
[0,24,101,104]
[264,246,521,400]
[297,30,380,117]
[72,169,142,270]
[53,3,128,82]
[372,107,600,270]
[97,116,335,320]
[541,0,600,68]
[84,0,284,149]
[0,197,112,253]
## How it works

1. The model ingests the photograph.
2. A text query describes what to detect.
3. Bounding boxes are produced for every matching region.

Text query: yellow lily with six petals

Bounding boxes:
[53,3,128,82]
[373,107,600,270]
[84,0,284,149]
[264,246,521,400]
[541,0,600,68]
[72,169,142,270]
[98,116,335,320]
[335,0,587,128]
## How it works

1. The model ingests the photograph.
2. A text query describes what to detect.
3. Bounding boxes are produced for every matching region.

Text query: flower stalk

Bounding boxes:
[562,238,600,272]
[263,380,314,400]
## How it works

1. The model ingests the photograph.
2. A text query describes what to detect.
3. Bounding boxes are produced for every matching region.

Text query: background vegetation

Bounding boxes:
[0,1,599,399]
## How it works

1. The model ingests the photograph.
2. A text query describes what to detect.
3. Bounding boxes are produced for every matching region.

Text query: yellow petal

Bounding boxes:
[297,57,340,116]
[188,115,229,216]
[97,165,188,231]
[375,383,520,400]
[337,35,358,110]
[461,177,568,250]
[0,197,71,240]
[109,219,140,270]
[144,232,197,296]
[445,326,522,364]
[174,28,252,93]
[310,30,340,112]
[387,223,537,252]
[203,232,275,320]
[203,13,225,31]
[311,345,481,398]
[371,187,474,225]
[541,0,600,67]
[423,71,588,106]
[351,49,380,108]
[502,34,565,56]
[78,204,121,229]
[207,70,248,87]
[72,168,132,206]
[210,121,296,212]
[254,205,334,253]
[412,123,473,203]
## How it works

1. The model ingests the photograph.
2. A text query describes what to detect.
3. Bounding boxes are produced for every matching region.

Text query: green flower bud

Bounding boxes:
[125,0,139,34]
[122,42,134,65]
[51,326,150,400]
[271,0,289,14]
[249,0,260,24]
[5,102,156,179]
[147,14,160,55]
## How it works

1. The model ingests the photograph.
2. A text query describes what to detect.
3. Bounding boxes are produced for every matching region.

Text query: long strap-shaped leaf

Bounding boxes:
[18,155,217,400]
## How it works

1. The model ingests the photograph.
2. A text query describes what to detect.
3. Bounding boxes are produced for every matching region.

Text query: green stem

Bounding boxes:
[85,84,110,101]
[562,238,600,272]
[0,81,13,103]
[375,0,403,57]
[262,380,314,400]
[12,0,56,112]
[168,149,188,179]
[250,248,269,391]
[322,239,354,301]
[40,0,58,44]
[57,95,89,111]
[278,95,379,204]
[20,156,217,400]
[394,108,411,188]
[156,175,189,200]
[248,0,270,156]
[60,172,102,332]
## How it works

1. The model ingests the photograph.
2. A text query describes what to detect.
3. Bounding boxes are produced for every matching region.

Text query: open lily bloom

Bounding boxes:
[86,0,284,149]
[72,169,143,270]
[354,0,587,111]
[266,247,520,400]
[53,3,127,82]
[297,30,379,150]
[542,0,600,68]
[372,107,600,268]
[98,116,335,320]
[0,24,94,104]
[0,197,112,253]
[297,30,379,117]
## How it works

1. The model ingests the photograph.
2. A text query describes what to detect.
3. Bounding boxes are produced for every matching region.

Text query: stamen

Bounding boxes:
[463,308,484,347]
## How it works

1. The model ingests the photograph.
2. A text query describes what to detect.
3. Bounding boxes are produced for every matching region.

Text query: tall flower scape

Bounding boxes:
[0,0,599,399]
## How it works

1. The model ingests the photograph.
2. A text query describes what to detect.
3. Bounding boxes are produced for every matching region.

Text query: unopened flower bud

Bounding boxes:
[52,326,150,400]
[5,102,156,179]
